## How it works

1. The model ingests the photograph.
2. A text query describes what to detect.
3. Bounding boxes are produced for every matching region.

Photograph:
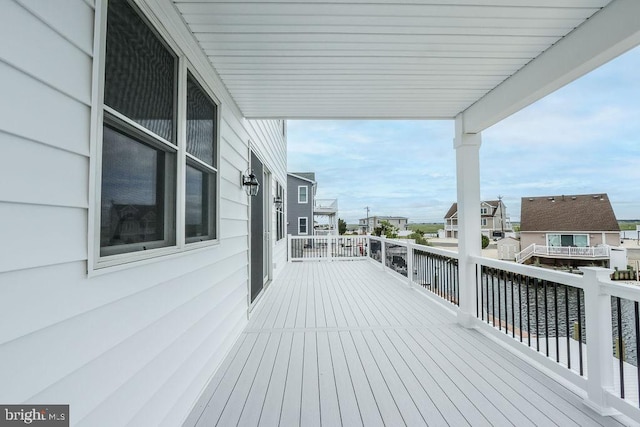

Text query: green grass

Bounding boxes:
[407,223,442,234]
[619,221,640,231]
[404,221,638,232]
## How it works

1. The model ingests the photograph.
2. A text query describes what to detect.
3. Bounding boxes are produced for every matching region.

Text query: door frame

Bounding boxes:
[247,146,273,313]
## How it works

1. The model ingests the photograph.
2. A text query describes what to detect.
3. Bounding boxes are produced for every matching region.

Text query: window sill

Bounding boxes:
[89,239,220,277]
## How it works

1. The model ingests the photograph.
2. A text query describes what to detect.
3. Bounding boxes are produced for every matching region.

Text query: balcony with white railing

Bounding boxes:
[516,244,611,263]
[188,235,640,426]
[314,198,338,215]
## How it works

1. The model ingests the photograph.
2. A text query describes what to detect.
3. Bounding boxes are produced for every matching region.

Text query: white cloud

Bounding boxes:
[288,46,640,223]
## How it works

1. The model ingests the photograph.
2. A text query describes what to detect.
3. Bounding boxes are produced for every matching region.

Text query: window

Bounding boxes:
[547,234,589,247]
[185,73,217,243]
[298,217,308,235]
[298,185,308,203]
[100,0,177,256]
[98,0,218,261]
[276,181,285,240]
[481,207,488,215]
[481,218,487,226]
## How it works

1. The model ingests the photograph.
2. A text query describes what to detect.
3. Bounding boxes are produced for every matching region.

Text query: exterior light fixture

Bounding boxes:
[241,169,260,196]
[274,195,283,209]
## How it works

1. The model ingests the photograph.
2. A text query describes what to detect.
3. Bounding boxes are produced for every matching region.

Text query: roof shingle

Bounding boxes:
[520,194,619,232]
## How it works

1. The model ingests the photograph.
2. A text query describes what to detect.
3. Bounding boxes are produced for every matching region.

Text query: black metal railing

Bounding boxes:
[611,296,640,405]
[477,265,586,376]
[414,248,459,305]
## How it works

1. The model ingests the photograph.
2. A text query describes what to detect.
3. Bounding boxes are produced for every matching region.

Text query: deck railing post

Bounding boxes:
[328,235,333,262]
[580,267,616,416]
[287,234,292,262]
[381,236,387,271]
[407,242,414,288]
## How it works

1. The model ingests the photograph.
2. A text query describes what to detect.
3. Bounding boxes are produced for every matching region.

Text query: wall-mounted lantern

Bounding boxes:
[241,169,260,196]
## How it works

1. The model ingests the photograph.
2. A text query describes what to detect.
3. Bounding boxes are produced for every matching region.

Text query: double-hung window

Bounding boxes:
[185,73,217,243]
[298,186,308,204]
[98,0,218,263]
[298,217,308,235]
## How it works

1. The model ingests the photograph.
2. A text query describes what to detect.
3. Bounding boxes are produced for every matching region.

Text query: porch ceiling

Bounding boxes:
[173,0,640,131]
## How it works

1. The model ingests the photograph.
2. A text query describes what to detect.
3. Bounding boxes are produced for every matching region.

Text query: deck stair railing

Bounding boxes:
[516,244,610,263]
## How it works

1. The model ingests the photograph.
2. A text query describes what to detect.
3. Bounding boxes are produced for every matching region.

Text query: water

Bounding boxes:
[482,274,639,366]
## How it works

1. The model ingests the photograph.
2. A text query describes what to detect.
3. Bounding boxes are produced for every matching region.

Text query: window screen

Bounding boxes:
[186,73,216,167]
[104,0,176,142]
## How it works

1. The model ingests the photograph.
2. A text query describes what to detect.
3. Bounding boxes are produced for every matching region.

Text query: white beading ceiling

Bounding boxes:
[173,0,640,130]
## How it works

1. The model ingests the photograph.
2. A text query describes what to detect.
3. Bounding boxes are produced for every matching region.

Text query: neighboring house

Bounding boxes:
[359,216,409,234]
[287,172,316,236]
[518,194,620,266]
[444,200,512,238]
[287,172,339,236]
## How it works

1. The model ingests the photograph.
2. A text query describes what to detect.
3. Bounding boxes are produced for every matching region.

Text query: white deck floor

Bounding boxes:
[186,261,629,426]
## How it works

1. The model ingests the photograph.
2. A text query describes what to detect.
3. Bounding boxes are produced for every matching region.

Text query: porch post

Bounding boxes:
[454,116,482,328]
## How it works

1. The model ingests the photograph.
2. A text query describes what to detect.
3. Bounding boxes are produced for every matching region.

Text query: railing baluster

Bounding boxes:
[510,271,515,338]
[544,280,549,357]
[518,274,523,343]
[480,265,485,321]
[577,288,583,376]
[635,301,640,408]
[554,282,559,363]
[535,278,540,352]
[491,269,496,328]
[526,276,531,348]
[616,296,625,399]
[565,285,571,370]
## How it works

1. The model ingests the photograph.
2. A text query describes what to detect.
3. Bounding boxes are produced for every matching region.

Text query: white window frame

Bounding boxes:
[481,218,488,226]
[88,0,221,273]
[546,233,590,247]
[298,185,308,204]
[481,207,488,215]
[298,217,308,235]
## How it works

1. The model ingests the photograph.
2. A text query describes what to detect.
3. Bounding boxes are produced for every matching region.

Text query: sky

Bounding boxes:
[287,46,640,224]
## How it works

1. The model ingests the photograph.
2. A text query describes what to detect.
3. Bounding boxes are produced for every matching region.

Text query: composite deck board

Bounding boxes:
[191,261,629,426]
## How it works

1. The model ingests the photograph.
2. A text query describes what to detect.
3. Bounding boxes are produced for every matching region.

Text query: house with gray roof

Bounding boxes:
[517,193,620,266]
[444,200,512,238]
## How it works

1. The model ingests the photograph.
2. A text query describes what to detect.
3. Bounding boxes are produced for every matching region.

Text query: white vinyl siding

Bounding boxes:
[0,1,286,426]
[298,185,308,203]
[298,217,308,235]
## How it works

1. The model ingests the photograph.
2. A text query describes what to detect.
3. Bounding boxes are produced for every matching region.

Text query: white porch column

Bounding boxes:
[454,116,482,328]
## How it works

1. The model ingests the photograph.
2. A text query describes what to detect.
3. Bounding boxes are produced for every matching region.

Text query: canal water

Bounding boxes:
[481,274,638,367]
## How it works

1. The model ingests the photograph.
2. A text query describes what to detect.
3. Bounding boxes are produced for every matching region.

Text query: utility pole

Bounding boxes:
[498,195,504,236]
[365,206,370,234]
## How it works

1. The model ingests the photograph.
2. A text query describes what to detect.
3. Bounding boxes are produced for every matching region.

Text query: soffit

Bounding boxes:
[173,1,614,121]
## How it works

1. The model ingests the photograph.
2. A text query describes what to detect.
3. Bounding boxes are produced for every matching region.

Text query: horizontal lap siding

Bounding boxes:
[0,1,286,426]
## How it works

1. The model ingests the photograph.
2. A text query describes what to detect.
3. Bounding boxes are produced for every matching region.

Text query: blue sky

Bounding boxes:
[287,46,640,224]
